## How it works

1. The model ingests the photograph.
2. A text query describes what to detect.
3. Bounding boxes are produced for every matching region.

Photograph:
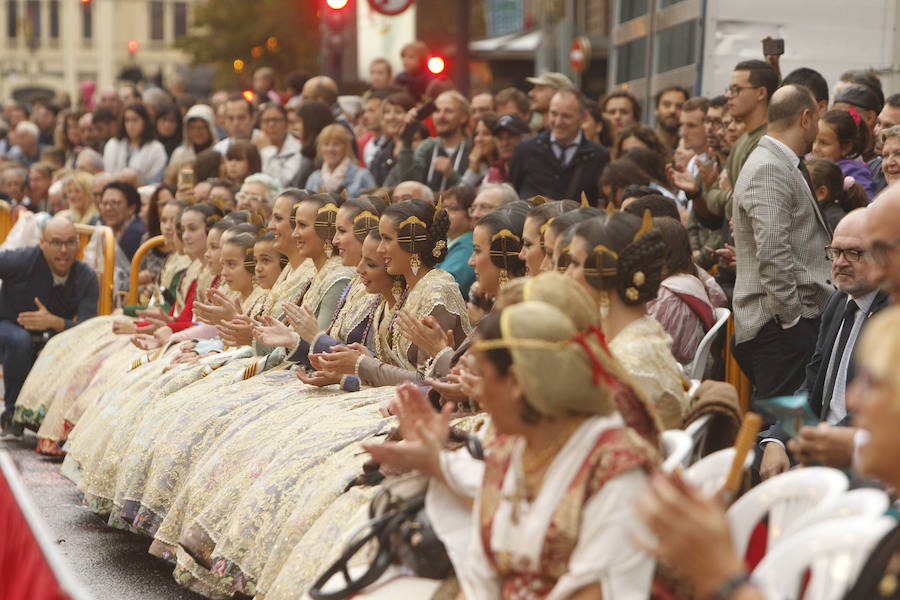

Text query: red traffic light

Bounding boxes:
[242,90,255,103]
[326,0,348,9]
[427,56,445,75]
[127,39,139,53]
[80,0,90,3]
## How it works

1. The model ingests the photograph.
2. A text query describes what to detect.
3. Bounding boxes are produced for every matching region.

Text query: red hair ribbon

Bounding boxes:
[846,107,862,127]
[572,330,616,387]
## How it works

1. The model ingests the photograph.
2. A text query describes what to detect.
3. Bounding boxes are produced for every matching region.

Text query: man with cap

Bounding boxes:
[833,84,883,162]
[526,72,574,132]
[485,113,531,184]
[508,88,609,202]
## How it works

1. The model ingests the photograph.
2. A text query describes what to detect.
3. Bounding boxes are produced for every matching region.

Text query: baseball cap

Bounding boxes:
[834,84,882,112]
[526,72,574,90]
[492,114,531,135]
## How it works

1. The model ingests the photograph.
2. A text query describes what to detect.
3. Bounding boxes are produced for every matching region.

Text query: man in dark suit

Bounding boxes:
[0,216,98,437]
[731,84,833,404]
[759,209,888,478]
[507,88,609,203]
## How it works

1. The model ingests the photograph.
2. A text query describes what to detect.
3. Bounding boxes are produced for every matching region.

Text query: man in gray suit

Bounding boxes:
[731,84,833,403]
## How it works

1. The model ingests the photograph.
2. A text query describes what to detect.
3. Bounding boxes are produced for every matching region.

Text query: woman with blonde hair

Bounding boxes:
[57,170,100,224]
[304,124,376,197]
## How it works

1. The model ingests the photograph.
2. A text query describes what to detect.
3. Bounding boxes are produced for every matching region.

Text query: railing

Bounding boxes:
[724,315,752,414]
[74,224,116,316]
[0,204,13,245]
[126,235,166,306]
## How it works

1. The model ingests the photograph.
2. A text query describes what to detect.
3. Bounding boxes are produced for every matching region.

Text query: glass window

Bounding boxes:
[26,0,40,38]
[8,0,17,38]
[618,0,648,23]
[82,1,92,39]
[615,36,647,84]
[174,2,187,38]
[49,0,59,38]
[150,1,164,40]
[655,19,697,73]
[659,0,684,7]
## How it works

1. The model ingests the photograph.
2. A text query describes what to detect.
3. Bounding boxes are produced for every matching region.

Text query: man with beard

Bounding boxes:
[757,209,888,478]
[654,85,688,153]
[395,90,472,192]
[731,84,833,406]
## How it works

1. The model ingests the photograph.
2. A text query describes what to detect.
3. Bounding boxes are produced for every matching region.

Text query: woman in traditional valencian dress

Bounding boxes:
[565,210,690,429]
[89,193,354,534]
[453,300,660,598]
[154,226,399,597]
[165,199,470,597]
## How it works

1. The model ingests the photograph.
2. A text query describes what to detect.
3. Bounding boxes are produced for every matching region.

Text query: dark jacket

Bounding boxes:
[0,245,99,331]
[507,130,609,202]
[762,288,889,444]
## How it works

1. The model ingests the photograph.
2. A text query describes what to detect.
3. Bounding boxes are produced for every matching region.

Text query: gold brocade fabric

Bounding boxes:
[160,253,192,313]
[396,268,471,369]
[79,260,346,543]
[195,386,398,596]
[608,315,690,430]
[327,276,374,344]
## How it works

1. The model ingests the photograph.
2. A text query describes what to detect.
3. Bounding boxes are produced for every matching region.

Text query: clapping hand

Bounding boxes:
[194,289,242,326]
[218,315,255,347]
[395,310,453,358]
[311,343,370,375]
[282,302,322,342]
[362,383,452,476]
[296,366,342,388]
[666,163,698,195]
[253,315,300,348]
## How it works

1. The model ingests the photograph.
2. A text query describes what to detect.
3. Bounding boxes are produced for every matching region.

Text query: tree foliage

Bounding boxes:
[178,0,322,89]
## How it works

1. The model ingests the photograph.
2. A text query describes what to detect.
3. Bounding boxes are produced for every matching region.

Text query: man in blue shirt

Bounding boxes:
[0,216,99,437]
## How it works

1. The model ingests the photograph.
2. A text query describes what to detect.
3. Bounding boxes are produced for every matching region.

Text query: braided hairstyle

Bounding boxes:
[545,207,602,271]
[343,195,388,242]
[292,192,344,249]
[182,202,224,233]
[574,211,665,305]
[383,198,451,267]
[527,199,580,252]
[476,200,529,278]
[224,231,261,273]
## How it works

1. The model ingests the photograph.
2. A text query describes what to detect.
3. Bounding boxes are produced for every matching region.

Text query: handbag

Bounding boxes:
[308,474,453,600]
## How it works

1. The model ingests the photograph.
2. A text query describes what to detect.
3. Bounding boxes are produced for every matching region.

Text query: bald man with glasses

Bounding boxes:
[0,216,98,437]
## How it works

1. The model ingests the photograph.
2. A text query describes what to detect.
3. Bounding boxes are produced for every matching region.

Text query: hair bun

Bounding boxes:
[616,228,665,305]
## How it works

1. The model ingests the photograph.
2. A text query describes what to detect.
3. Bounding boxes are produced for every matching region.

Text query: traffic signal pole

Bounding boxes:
[455,0,470,97]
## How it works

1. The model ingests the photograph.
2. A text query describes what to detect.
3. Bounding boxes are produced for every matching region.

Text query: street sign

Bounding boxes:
[367,0,414,16]
[570,36,591,72]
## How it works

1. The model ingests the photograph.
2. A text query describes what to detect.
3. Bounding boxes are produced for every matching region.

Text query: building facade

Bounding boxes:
[0,0,196,102]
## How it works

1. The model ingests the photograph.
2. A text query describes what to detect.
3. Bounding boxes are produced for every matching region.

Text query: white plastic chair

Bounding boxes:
[683,413,712,466]
[782,488,891,540]
[726,467,849,559]
[660,429,692,473]
[683,447,755,498]
[684,306,731,380]
[751,515,896,600]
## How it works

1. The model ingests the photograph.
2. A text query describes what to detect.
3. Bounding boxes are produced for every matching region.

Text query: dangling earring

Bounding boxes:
[324,240,333,258]
[498,269,509,287]
[391,278,403,301]
[409,253,421,276]
[599,290,610,319]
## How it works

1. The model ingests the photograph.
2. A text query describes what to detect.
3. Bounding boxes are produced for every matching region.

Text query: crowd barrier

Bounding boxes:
[74,224,116,316]
[0,451,92,600]
[126,235,165,306]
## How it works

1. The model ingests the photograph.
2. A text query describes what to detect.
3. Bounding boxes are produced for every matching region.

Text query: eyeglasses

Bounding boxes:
[45,238,79,250]
[825,246,867,262]
[236,192,264,204]
[865,237,900,267]
[725,84,758,97]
